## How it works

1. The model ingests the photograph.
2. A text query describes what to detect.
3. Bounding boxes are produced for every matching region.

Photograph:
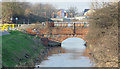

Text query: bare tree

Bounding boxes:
[2,2,24,23]
[90,0,119,9]
[68,6,78,17]
[31,3,56,18]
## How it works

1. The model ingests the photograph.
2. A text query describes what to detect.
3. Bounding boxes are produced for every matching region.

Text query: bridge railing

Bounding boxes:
[0,24,21,31]
[54,22,89,27]
[54,22,88,23]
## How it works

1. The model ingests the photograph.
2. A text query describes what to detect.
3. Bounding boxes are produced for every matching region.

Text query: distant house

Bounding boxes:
[57,9,68,18]
[83,9,95,16]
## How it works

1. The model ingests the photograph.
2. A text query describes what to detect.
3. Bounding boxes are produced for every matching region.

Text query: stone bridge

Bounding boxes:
[25,22,88,46]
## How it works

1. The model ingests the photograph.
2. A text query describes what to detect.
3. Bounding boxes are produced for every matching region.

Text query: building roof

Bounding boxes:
[83,9,95,16]
[82,9,90,16]
[84,9,90,13]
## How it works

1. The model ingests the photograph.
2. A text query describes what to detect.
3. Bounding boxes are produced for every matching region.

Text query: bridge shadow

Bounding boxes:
[48,40,61,47]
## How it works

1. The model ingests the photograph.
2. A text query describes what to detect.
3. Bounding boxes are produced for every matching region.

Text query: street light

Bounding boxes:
[15,17,18,24]
[10,18,13,21]
[10,17,13,23]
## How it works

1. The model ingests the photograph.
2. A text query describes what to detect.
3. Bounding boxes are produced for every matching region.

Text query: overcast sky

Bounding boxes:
[36,2,90,13]
[24,0,118,12]
[1,0,118,12]
[26,0,91,13]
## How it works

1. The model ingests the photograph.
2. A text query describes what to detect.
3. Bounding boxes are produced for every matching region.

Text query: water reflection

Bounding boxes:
[35,37,94,67]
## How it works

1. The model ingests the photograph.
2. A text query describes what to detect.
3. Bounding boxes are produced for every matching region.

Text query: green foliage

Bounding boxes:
[1,31,44,67]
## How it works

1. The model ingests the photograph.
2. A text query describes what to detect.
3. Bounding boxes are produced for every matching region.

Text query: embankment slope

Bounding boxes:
[1,31,45,67]
[86,3,119,67]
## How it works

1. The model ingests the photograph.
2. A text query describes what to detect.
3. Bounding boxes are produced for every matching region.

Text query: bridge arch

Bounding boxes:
[54,34,87,43]
[61,37,86,49]
[62,37,85,43]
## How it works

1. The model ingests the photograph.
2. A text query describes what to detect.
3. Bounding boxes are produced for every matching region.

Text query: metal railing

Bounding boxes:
[0,24,21,31]
[54,22,89,27]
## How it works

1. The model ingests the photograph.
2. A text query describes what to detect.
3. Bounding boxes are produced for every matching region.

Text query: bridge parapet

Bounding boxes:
[27,27,88,35]
[54,22,89,27]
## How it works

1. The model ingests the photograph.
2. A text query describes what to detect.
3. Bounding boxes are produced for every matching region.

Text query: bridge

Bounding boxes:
[0,21,88,46]
[25,22,89,46]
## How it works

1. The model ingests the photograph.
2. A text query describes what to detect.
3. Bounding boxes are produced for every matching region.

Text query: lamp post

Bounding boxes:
[8,17,13,31]
[23,19,25,24]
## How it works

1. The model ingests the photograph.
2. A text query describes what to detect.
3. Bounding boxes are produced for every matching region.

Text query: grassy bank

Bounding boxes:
[1,31,45,67]
[86,3,118,67]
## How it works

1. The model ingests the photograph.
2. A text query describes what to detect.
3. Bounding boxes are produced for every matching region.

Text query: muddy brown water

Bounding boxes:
[35,37,95,67]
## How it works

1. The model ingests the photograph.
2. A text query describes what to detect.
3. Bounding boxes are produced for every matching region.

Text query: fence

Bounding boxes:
[0,24,21,31]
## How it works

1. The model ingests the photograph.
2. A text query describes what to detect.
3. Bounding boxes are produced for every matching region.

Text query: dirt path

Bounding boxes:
[0,31,10,36]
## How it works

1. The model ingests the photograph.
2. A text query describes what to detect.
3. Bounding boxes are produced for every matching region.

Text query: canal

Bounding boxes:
[35,37,95,67]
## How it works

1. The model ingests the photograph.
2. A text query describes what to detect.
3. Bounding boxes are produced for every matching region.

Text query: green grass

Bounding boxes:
[1,31,44,67]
